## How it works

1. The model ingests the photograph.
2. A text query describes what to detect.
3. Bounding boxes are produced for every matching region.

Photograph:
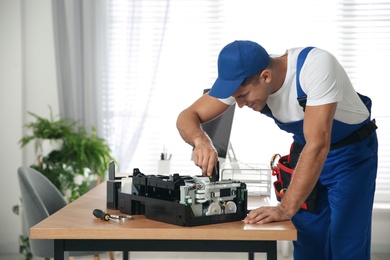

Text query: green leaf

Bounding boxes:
[19,109,116,200]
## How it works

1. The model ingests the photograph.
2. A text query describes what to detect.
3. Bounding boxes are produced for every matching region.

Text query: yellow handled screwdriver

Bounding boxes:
[93,209,132,224]
[93,209,120,224]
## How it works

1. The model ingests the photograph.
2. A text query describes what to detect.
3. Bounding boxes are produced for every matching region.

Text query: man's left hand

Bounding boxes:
[243,205,291,224]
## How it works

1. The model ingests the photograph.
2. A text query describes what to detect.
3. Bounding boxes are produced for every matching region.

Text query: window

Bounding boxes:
[336,0,390,202]
[101,0,390,202]
[102,0,224,175]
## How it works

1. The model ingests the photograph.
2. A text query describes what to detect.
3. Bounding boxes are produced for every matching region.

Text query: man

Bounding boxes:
[176,40,378,259]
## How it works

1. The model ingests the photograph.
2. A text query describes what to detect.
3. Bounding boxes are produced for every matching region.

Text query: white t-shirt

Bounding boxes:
[219,47,369,124]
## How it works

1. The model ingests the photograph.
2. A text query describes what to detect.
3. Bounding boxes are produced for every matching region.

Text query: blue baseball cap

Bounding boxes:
[209,41,270,99]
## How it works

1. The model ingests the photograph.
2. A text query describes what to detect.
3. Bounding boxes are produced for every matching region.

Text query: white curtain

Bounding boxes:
[52,0,106,133]
[101,0,171,172]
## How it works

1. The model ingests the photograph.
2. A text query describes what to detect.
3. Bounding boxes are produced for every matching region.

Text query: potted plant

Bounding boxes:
[14,110,116,259]
[19,109,116,201]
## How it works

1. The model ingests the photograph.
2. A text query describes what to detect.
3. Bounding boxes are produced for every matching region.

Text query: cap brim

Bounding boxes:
[209,77,244,99]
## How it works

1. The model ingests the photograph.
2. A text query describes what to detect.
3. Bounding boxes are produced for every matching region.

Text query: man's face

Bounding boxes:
[232,77,269,112]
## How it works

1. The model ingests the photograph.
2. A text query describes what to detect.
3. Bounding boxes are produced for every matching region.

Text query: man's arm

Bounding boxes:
[278,102,337,216]
[244,102,337,223]
[176,93,230,176]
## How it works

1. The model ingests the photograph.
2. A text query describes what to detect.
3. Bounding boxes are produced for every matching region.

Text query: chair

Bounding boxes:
[17,166,111,260]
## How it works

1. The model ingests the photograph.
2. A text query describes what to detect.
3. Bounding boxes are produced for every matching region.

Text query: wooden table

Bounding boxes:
[30,182,296,260]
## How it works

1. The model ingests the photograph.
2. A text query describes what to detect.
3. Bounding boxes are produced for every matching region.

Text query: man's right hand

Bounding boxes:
[176,92,231,176]
[193,141,218,176]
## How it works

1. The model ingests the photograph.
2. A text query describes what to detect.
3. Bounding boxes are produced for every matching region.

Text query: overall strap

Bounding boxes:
[296,47,315,111]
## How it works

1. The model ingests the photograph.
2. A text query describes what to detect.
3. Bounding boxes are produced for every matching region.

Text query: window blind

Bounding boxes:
[335,0,390,202]
[102,0,390,202]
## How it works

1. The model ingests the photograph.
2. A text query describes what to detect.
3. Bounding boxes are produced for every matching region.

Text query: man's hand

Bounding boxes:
[243,205,291,224]
[193,142,218,176]
[176,93,231,176]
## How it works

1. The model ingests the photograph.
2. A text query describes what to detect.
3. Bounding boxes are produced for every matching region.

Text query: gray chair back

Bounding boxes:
[17,166,103,258]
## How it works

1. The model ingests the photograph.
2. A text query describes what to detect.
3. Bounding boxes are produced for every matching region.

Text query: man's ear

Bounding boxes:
[260,70,272,83]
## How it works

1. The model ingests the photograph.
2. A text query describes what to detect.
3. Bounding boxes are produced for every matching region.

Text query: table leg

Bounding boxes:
[54,239,68,260]
[266,241,277,260]
[123,251,129,260]
[248,252,254,260]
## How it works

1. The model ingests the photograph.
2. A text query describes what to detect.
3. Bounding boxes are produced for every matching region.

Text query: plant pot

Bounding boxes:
[41,139,63,157]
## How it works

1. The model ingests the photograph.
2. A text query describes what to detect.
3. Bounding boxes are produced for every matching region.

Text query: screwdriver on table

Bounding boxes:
[93,209,132,224]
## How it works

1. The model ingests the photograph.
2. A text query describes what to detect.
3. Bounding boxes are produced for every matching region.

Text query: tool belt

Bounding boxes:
[271,143,318,213]
[330,119,377,150]
[270,119,378,214]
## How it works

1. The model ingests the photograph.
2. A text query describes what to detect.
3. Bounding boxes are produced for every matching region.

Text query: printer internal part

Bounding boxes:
[118,168,248,226]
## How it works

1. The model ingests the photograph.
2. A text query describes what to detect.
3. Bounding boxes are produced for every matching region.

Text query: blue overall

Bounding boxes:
[261,48,378,259]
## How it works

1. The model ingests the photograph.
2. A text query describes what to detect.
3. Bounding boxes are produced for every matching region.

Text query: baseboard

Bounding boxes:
[372,242,390,254]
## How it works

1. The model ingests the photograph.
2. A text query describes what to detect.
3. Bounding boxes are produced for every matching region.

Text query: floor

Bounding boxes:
[1,251,289,260]
[2,249,390,260]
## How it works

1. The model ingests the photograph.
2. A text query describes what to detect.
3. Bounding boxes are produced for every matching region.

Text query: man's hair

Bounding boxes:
[241,58,273,87]
[242,71,261,87]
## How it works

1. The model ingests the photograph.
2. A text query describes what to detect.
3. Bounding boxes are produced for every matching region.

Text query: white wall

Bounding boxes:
[0,0,59,254]
[0,0,23,253]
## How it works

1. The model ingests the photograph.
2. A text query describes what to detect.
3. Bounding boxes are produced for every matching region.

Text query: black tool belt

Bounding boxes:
[271,142,318,213]
[330,119,377,150]
[270,119,377,213]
